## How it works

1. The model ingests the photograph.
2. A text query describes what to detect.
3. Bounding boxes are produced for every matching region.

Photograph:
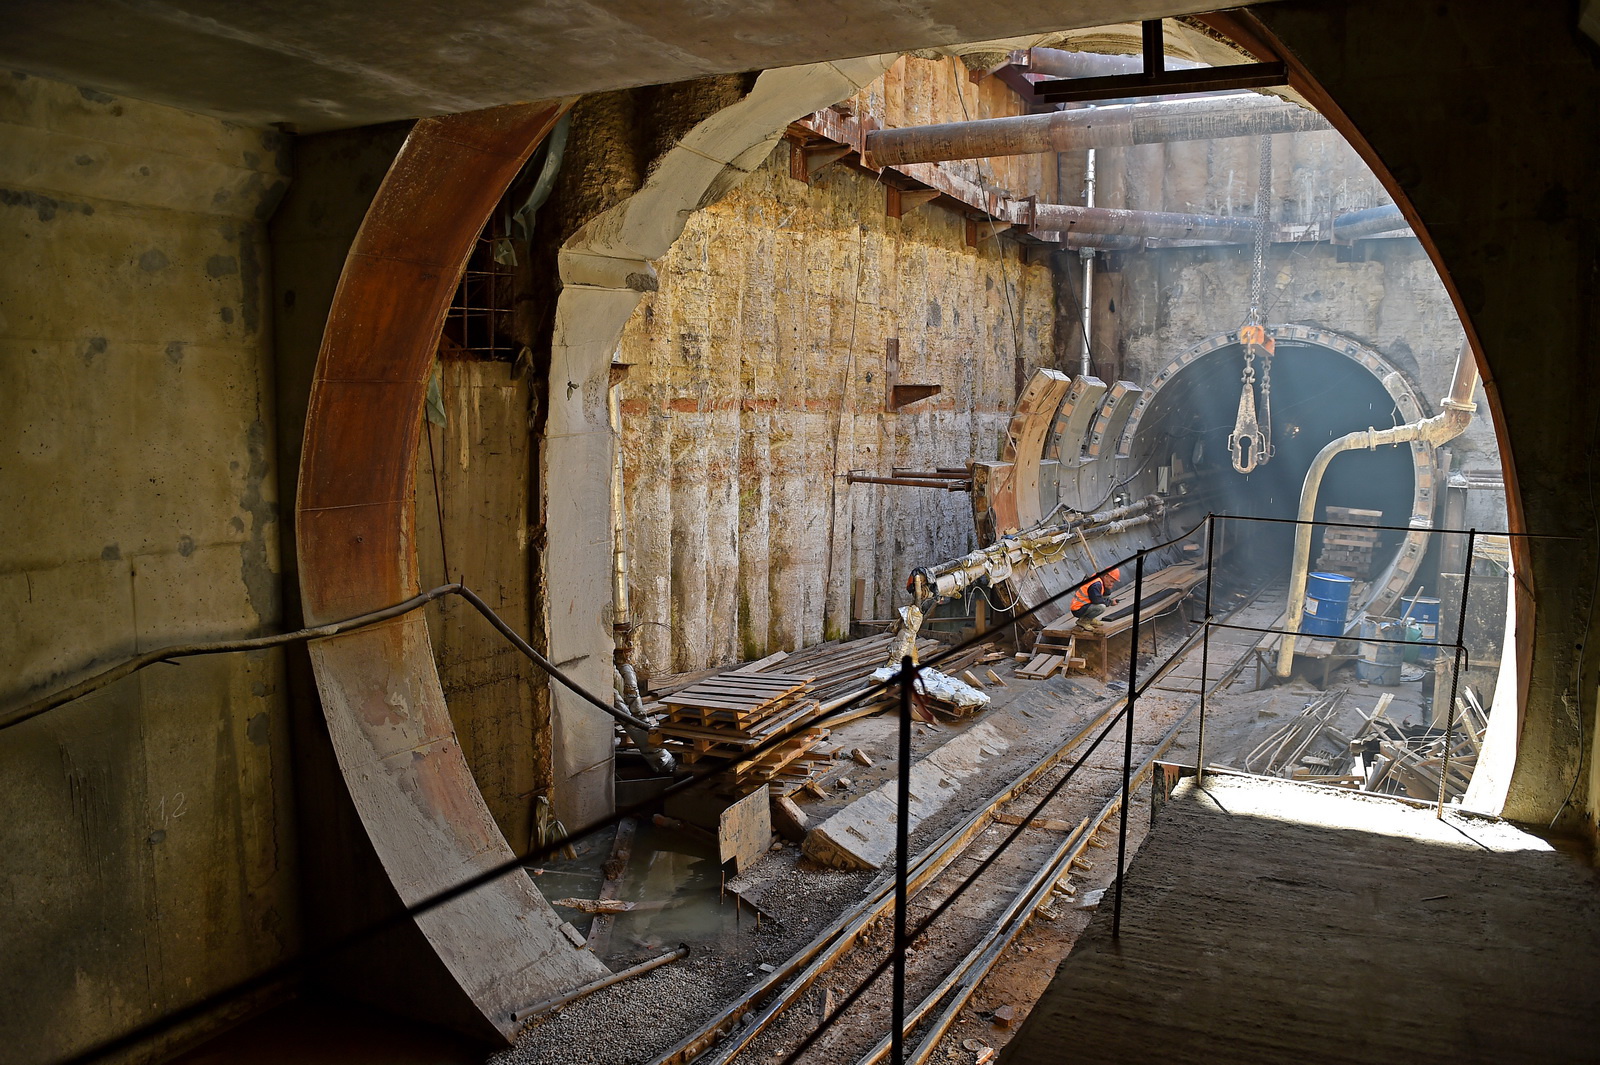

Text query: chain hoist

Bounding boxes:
[1229,135,1276,473]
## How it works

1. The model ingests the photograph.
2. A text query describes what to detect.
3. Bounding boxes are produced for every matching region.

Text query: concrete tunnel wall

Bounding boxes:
[1241,0,1599,832]
[4,2,1600,1057]
[614,137,1054,680]
[0,72,299,1063]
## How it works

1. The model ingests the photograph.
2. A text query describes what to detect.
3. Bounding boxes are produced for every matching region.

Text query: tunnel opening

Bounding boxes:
[1129,332,1423,598]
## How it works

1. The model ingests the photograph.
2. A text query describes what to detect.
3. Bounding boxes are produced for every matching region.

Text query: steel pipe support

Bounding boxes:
[1275,342,1479,677]
[864,94,1327,167]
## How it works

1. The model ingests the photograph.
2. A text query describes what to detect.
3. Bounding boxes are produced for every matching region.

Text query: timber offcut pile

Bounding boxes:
[653,672,830,798]
[1238,688,1489,802]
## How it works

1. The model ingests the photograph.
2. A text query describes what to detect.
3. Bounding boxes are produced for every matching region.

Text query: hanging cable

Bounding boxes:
[1228,134,1275,473]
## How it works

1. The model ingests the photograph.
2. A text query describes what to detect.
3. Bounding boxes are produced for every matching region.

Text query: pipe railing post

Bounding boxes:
[1437,529,1477,818]
[1198,515,1216,784]
[1113,551,1145,939]
[893,655,915,1064]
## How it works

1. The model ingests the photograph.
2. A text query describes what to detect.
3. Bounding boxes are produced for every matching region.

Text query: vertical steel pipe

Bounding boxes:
[1113,552,1145,939]
[1198,515,1216,783]
[1438,529,1476,818]
[893,655,915,1064]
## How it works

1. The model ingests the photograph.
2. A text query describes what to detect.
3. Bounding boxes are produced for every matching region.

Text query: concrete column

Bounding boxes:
[542,56,899,824]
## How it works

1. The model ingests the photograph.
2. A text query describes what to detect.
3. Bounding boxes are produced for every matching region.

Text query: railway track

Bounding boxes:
[650,577,1276,1065]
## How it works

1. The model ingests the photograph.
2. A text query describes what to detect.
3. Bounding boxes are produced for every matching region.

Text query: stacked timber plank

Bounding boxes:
[755,632,966,725]
[753,634,936,704]
[654,672,830,798]
[1318,505,1382,587]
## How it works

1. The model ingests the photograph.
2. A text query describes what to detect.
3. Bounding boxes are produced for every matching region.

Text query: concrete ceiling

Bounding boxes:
[1,1,1257,131]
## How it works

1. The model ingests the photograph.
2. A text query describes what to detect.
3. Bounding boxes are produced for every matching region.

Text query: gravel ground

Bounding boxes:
[495,627,1201,1065]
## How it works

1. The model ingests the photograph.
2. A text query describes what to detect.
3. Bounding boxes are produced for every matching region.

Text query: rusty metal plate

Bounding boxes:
[295,100,607,1043]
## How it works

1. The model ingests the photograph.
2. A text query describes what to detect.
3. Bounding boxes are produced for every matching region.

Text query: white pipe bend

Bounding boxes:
[1274,343,1478,677]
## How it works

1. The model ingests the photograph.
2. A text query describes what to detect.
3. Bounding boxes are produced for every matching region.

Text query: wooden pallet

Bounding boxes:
[661,672,813,723]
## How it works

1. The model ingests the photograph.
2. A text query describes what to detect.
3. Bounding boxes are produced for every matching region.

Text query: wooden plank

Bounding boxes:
[718,786,772,874]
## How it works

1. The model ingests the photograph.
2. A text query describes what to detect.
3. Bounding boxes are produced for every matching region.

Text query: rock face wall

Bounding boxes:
[0,71,297,1062]
[615,146,1054,676]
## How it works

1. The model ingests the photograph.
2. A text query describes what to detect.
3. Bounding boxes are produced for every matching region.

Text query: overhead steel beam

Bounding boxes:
[1015,46,1204,80]
[1030,61,1289,104]
[864,94,1329,167]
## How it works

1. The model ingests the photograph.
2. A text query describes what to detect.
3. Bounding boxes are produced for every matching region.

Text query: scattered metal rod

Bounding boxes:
[512,944,690,1025]
[1,581,651,733]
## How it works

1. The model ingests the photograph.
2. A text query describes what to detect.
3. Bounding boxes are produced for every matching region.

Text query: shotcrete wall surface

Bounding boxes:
[0,72,297,1062]
[616,147,1053,677]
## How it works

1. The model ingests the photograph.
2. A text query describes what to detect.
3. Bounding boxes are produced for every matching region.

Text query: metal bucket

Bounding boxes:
[1401,595,1442,662]
[1357,618,1403,684]
[1301,572,1354,637]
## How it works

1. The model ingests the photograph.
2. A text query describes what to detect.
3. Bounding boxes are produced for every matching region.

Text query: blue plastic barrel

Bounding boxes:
[1357,619,1403,684]
[1300,572,1354,637]
[1401,595,1442,662]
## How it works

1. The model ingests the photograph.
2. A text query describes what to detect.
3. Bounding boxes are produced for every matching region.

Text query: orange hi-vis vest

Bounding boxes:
[1071,569,1120,611]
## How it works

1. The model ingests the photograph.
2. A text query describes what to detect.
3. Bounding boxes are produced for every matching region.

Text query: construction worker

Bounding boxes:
[1070,567,1120,629]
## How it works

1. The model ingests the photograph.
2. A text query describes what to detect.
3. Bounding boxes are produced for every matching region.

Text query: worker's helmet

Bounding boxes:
[1106,567,1122,584]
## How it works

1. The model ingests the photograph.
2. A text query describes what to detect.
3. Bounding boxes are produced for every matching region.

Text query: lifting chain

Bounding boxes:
[1229,136,1276,473]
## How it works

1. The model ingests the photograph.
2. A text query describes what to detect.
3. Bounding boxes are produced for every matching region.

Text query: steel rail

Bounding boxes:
[897,705,1203,1065]
[772,572,1274,1065]
[662,569,1267,1065]
[652,688,1133,1065]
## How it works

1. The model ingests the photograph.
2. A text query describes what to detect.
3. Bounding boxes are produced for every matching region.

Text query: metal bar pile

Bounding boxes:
[1242,688,1353,777]
[1360,690,1489,803]
[1236,687,1489,802]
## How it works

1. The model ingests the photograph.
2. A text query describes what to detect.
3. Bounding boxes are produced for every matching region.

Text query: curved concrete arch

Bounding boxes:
[295,102,610,1042]
[540,55,900,826]
[1120,323,1436,619]
[293,58,905,1035]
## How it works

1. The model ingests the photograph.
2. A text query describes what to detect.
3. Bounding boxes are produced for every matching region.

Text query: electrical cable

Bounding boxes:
[2,583,651,735]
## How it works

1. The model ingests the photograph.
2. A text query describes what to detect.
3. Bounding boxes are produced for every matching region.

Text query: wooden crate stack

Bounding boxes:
[653,672,831,798]
[1318,505,1382,591]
